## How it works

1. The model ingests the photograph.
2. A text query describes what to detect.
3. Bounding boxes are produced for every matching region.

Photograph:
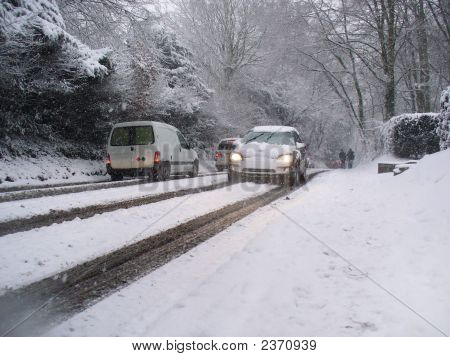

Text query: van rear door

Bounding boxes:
[108,125,154,169]
[131,126,154,169]
[109,126,133,169]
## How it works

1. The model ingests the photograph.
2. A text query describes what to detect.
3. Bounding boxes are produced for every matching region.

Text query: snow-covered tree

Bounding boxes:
[106,17,213,144]
[172,0,264,87]
[0,0,112,143]
[0,0,111,92]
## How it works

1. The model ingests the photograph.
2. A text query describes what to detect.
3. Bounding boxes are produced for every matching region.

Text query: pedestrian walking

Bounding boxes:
[339,149,346,169]
[347,148,355,169]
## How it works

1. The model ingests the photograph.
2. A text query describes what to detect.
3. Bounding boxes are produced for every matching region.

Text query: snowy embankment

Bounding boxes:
[0,182,275,294]
[0,174,227,223]
[50,150,450,336]
[0,151,216,190]
[0,155,107,188]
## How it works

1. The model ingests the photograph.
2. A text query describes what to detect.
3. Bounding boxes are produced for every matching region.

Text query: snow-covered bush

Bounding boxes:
[382,113,441,159]
[437,86,450,150]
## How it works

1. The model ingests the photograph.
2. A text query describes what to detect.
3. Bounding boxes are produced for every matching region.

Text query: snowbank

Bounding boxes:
[0,155,106,188]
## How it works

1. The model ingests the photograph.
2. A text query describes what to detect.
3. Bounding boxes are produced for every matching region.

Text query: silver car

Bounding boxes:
[214,138,240,171]
[228,126,307,186]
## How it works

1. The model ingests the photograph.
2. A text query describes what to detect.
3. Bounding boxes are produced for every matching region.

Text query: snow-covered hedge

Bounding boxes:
[382,113,441,159]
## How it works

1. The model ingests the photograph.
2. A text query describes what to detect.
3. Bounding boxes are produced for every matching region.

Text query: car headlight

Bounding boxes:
[277,154,294,165]
[230,152,243,162]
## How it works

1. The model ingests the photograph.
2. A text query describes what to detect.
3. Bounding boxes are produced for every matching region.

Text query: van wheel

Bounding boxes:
[189,160,199,177]
[110,174,123,181]
[153,162,171,181]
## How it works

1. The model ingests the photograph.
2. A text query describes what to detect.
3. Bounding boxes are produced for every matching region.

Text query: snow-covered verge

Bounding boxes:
[0,154,106,188]
[50,150,450,336]
[0,182,275,293]
[0,138,217,190]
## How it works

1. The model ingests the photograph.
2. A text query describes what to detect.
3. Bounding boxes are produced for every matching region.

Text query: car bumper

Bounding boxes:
[230,163,293,176]
[215,162,229,168]
[229,167,294,184]
[107,163,159,177]
[215,158,229,166]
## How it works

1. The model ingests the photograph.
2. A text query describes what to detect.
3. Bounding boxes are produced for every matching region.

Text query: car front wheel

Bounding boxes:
[228,169,239,183]
[300,167,307,184]
[288,165,301,187]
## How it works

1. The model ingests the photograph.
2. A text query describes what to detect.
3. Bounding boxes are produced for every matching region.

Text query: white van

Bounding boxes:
[106,121,199,181]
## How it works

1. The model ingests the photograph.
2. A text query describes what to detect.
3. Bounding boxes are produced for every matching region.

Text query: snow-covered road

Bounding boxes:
[0,182,275,293]
[49,150,450,336]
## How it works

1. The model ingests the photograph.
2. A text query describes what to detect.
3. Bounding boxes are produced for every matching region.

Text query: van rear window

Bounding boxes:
[110,126,154,146]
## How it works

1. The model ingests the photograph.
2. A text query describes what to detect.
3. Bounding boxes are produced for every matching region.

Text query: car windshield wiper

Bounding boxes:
[265,131,277,143]
[245,133,265,144]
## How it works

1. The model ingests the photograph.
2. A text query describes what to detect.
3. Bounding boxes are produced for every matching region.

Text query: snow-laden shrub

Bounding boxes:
[0,0,111,86]
[382,113,441,159]
[437,86,450,150]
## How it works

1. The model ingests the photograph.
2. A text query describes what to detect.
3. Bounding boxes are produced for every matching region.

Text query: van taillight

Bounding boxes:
[106,154,111,165]
[215,152,222,159]
[154,151,161,164]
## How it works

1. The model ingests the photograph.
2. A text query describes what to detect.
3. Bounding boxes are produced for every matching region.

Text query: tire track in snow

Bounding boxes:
[0,172,224,203]
[0,179,228,236]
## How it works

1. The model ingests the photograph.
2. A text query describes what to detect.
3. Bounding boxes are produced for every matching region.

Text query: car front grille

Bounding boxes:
[243,168,276,173]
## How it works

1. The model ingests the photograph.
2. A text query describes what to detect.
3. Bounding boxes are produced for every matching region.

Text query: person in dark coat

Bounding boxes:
[347,148,355,169]
[339,149,346,169]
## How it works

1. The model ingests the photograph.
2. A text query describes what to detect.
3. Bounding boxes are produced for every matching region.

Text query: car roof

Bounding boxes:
[219,137,240,143]
[251,125,299,134]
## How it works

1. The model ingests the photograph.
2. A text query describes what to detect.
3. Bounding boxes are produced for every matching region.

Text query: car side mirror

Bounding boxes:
[296,142,306,150]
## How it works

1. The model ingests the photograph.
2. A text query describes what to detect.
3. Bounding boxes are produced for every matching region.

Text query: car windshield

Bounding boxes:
[110,126,154,146]
[243,131,295,145]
